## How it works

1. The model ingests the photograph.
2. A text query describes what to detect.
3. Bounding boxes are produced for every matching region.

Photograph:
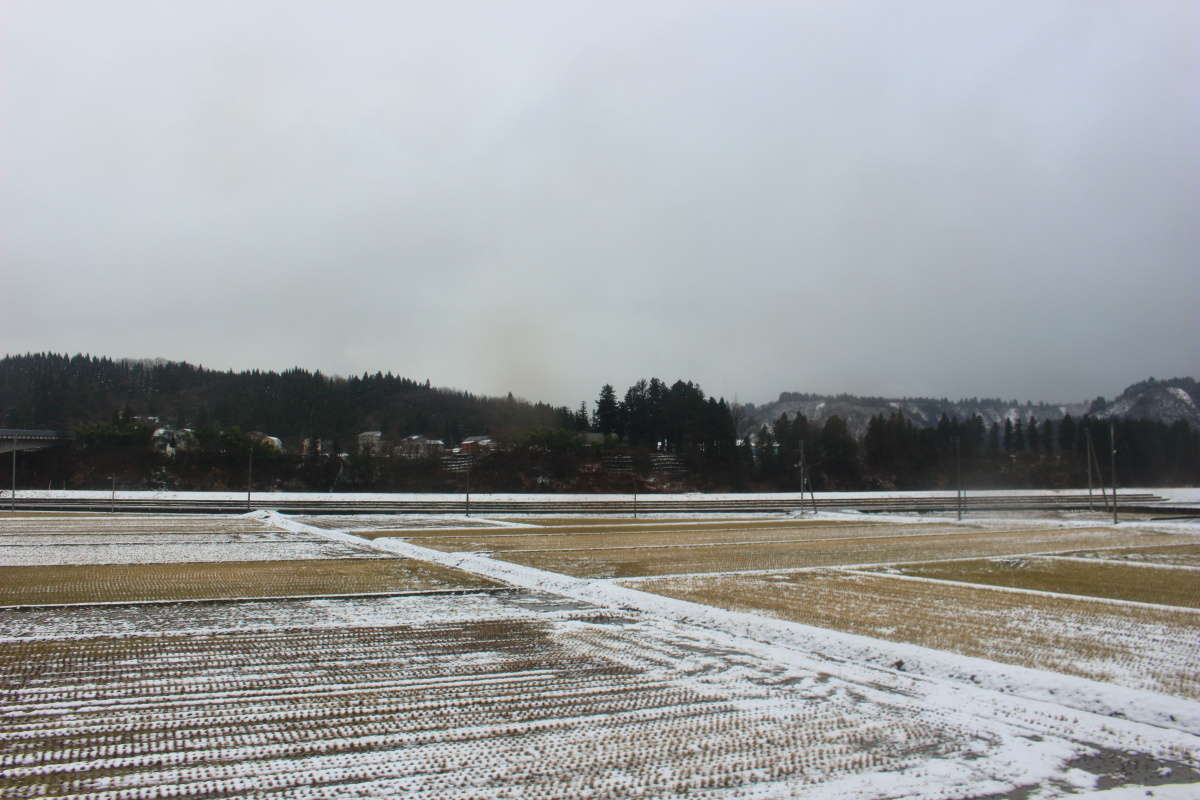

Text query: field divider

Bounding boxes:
[259,512,1200,742]
[398,524,881,540]
[485,527,1047,554]
[609,545,1190,583]
[1035,554,1200,572]
[837,568,1200,614]
[0,586,510,611]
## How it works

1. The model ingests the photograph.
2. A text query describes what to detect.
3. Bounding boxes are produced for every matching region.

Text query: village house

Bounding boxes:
[394,435,445,459]
[357,430,384,456]
[459,435,497,454]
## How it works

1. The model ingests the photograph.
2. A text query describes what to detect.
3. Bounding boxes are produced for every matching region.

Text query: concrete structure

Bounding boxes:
[0,429,72,455]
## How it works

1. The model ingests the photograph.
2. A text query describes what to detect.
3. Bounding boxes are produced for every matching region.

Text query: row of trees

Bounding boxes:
[3,354,1197,491]
[760,410,1200,489]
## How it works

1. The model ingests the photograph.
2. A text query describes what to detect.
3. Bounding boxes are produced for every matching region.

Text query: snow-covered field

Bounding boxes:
[290,513,532,531]
[1,509,1198,798]
[0,513,381,568]
[0,515,383,566]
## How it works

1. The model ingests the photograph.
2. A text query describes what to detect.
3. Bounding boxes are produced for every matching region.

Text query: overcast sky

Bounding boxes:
[3,1,1197,408]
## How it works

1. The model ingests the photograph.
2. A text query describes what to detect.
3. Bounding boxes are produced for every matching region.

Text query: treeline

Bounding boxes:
[593,380,738,464]
[0,353,578,446]
[750,410,1200,490]
[2,353,1196,491]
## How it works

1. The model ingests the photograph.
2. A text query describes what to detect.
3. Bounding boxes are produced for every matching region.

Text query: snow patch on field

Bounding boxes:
[290,514,536,531]
[274,513,1200,740]
[0,539,382,566]
[0,592,577,641]
[2,511,1196,798]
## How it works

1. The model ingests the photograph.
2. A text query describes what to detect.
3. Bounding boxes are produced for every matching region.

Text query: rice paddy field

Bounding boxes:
[403,518,1200,578]
[2,508,1199,798]
[0,515,383,566]
[0,599,1057,800]
[0,558,498,606]
[630,568,1200,697]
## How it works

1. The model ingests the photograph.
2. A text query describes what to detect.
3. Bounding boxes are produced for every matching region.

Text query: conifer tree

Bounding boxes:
[594,384,621,437]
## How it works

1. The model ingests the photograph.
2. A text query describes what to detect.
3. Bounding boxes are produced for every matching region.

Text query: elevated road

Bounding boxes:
[0,490,1170,515]
[0,428,72,455]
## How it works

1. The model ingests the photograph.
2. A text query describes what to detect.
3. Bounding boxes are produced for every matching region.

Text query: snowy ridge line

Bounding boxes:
[263,513,1200,742]
[473,514,896,530]
[339,523,539,533]
[389,521,908,539]
[0,586,510,612]
[1038,554,1200,571]
[311,514,540,532]
[410,524,983,546]
[463,526,1126,554]
[609,542,1200,582]
[838,568,1200,614]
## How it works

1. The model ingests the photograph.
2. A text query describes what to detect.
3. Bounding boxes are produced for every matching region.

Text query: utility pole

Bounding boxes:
[632,475,638,519]
[800,440,818,515]
[1087,429,1110,512]
[1096,433,1110,511]
[246,446,253,512]
[110,476,116,514]
[1110,421,1118,525]
[1085,430,1094,511]
[955,436,963,521]
[465,458,471,517]
[798,441,806,516]
[9,434,15,512]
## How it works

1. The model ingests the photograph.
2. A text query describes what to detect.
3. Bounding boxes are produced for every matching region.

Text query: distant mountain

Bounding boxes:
[1093,377,1200,426]
[738,378,1199,437]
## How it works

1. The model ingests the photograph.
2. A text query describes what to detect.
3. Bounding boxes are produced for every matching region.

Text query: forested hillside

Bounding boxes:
[1,353,1196,492]
[0,353,576,446]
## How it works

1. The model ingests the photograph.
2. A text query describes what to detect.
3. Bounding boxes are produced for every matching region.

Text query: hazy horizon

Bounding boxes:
[4,2,1197,408]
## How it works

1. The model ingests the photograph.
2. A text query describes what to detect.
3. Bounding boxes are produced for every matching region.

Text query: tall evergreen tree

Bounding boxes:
[594,384,621,437]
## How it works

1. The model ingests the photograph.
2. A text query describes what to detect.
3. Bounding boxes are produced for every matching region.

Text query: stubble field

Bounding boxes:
[2,509,1198,799]
[397,518,1200,579]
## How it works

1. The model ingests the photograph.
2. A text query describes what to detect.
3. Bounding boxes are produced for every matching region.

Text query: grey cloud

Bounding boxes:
[2,1,1197,407]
